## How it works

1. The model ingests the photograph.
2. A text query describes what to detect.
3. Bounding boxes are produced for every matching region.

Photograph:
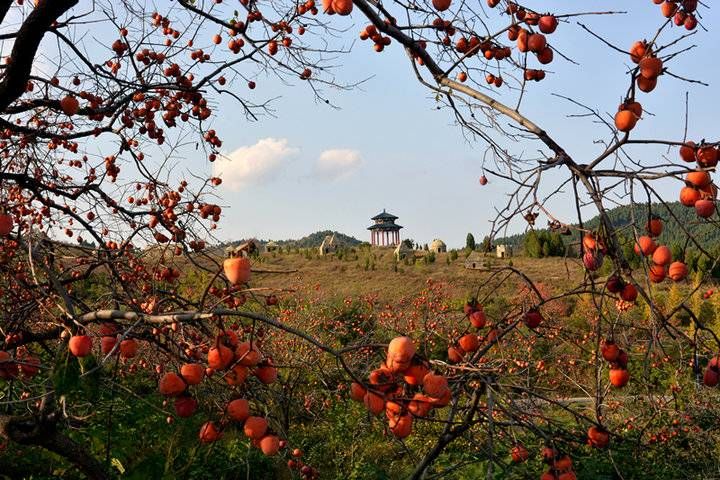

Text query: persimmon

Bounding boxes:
[668,261,688,281]
[582,233,597,251]
[255,363,278,384]
[621,101,643,118]
[100,336,117,355]
[634,236,656,256]
[363,391,385,415]
[389,413,413,438]
[523,309,542,329]
[588,425,610,448]
[227,398,250,421]
[423,372,449,397]
[332,0,353,15]
[527,33,546,52]
[620,283,638,302]
[679,141,697,162]
[408,393,433,417]
[174,396,198,417]
[686,170,711,187]
[199,421,222,443]
[695,199,715,218]
[536,47,553,65]
[119,339,138,358]
[208,344,234,370]
[386,336,416,372]
[60,95,80,115]
[601,340,620,362]
[703,366,719,387]
[244,416,268,439]
[646,216,662,237]
[660,0,677,17]
[259,435,280,455]
[639,56,663,79]
[649,263,666,283]
[447,346,464,363]
[159,372,187,396]
[403,363,430,386]
[614,110,637,132]
[516,29,529,52]
[679,186,701,206]
[235,341,261,366]
[180,363,205,385]
[431,388,452,407]
[350,382,366,401]
[609,368,629,388]
[0,213,12,236]
[458,334,479,352]
[469,308,487,328]
[68,335,92,357]
[479,175,488,185]
[636,75,657,93]
[432,0,451,11]
[224,364,249,386]
[629,40,649,63]
[369,366,396,391]
[697,146,718,168]
[652,245,672,266]
[223,256,251,285]
[538,15,558,34]
[511,444,529,462]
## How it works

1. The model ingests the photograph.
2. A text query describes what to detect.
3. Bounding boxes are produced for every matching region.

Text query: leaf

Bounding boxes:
[51,347,80,396]
[111,458,126,474]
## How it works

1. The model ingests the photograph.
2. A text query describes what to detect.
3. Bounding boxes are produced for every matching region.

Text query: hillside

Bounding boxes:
[276,230,363,248]
[495,201,720,251]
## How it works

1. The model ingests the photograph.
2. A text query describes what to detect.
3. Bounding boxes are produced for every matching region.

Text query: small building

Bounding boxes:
[319,233,341,255]
[394,242,413,260]
[230,239,260,257]
[464,251,485,270]
[265,241,279,253]
[496,244,513,259]
[368,209,402,247]
[430,239,447,253]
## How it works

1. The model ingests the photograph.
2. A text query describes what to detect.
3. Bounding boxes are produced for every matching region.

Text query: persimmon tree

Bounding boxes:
[1,0,719,479]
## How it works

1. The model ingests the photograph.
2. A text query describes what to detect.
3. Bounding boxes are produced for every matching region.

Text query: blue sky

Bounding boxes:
[7,1,718,248]
[201,1,720,248]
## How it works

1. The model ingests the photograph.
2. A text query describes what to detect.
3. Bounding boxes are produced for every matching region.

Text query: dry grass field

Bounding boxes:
[250,248,586,303]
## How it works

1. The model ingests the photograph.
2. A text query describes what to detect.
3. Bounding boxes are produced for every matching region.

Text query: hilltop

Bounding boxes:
[495,201,720,251]
[221,230,363,250]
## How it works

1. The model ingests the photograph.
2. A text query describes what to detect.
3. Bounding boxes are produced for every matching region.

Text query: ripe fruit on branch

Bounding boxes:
[652,245,672,266]
[620,283,638,302]
[679,141,697,162]
[679,186,701,206]
[244,416,268,439]
[523,309,543,329]
[60,95,80,115]
[433,0,451,11]
[695,199,715,218]
[0,213,12,236]
[387,336,416,372]
[208,344,234,370]
[609,368,629,388]
[629,40,650,64]
[538,15,558,34]
[349,382,367,401]
[332,0,353,15]
[639,56,663,79]
[259,435,280,455]
[668,261,688,281]
[686,171,711,188]
[601,340,620,362]
[199,421,222,443]
[511,444,529,463]
[180,363,205,385]
[227,398,250,421]
[634,236,656,256]
[588,426,610,448]
[422,372,449,397]
[646,216,662,237]
[364,391,385,415]
[174,396,198,417]
[223,255,251,285]
[159,372,187,396]
[69,335,92,357]
[614,110,638,132]
[636,76,657,93]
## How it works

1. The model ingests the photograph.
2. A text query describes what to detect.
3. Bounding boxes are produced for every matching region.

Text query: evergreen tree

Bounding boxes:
[524,230,542,258]
[466,233,476,250]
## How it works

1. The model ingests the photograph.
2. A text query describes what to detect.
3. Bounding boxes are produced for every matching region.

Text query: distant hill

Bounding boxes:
[221,231,363,250]
[495,201,720,250]
[276,231,363,248]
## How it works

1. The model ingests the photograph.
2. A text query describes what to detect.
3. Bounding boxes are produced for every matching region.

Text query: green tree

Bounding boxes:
[524,230,542,258]
[466,233,476,250]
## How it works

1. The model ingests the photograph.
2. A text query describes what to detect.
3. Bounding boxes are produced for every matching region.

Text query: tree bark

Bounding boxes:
[1,413,110,480]
[0,0,79,112]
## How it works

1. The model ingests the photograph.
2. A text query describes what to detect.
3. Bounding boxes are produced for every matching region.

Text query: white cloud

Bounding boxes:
[314,149,362,181]
[213,138,298,190]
